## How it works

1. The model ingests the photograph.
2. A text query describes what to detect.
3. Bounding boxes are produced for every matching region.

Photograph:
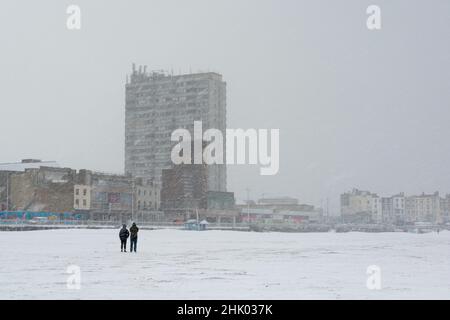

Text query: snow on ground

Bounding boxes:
[0,229,449,299]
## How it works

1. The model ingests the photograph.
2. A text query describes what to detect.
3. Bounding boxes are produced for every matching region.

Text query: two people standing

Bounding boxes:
[119,222,139,252]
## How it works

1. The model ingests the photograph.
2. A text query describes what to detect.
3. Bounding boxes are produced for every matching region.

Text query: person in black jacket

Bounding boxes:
[129,222,139,253]
[119,224,130,252]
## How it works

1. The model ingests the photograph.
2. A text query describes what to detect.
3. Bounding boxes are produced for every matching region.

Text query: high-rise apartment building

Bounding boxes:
[125,65,227,192]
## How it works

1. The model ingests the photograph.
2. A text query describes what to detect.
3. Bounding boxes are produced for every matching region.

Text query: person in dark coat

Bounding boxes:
[129,222,139,253]
[119,224,130,252]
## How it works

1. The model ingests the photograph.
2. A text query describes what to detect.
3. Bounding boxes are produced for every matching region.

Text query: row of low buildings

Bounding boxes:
[0,160,322,225]
[0,160,161,221]
[341,188,450,225]
[0,159,239,223]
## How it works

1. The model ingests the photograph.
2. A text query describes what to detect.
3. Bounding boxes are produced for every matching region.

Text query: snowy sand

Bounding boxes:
[0,229,449,299]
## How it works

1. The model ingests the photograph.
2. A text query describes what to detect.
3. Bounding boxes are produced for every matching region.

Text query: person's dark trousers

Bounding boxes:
[121,239,127,252]
[130,238,137,252]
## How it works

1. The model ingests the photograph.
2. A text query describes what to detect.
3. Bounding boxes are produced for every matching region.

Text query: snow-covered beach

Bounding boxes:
[0,229,449,299]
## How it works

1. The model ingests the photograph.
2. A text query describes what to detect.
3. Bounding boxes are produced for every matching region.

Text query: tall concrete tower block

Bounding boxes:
[125,66,227,192]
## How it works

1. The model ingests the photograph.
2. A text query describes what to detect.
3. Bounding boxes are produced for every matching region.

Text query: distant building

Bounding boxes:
[255,197,316,212]
[391,193,406,224]
[240,208,313,224]
[1,160,60,211]
[160,163,208,218]
[381,197,392,223]
[134,178,162,221]
[381,193,405,224]
[202,191,238,224]
[74,184,92,211]
[161,164,239,223]
[340,189,380,223]
[134,178,160,211]
[405,192,441,224]
[80,170,134,221]
[0,171,13,211]
[160,164,239,222]
[342,189,446,224]
[10,166,77,213]
[0,159,60,172]
[72,170,161,221]
[258,197,298,206]
[207,191,235,210]
[239,196,322,224]
[124,65,227,192]
[2,163,164,221]
[440,194,450,223]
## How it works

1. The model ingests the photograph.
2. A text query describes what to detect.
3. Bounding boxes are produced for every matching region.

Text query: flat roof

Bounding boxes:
[0,161,59,172]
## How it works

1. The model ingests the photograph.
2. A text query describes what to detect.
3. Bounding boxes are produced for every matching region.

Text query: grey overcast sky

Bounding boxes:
[0,0,449,212]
